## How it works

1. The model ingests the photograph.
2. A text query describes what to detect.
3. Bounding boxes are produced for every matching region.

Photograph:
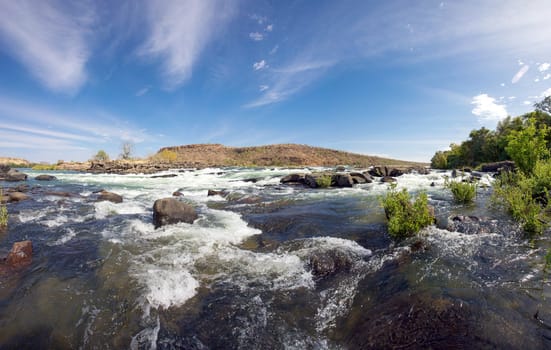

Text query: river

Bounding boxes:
[1,167,550,349]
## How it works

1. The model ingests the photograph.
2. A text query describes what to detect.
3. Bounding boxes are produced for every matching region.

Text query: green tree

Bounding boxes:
[506,118,549,175]
[431,151,448,169]
[534,96,551,114]
[93,150,110,162]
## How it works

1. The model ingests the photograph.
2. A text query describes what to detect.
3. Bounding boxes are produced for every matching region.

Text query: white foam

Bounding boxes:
[94,201,147,219]
[141,267,199,309]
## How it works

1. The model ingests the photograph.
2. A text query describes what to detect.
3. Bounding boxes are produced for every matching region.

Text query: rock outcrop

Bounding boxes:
[153,198,198,228]
[0,166,28,182]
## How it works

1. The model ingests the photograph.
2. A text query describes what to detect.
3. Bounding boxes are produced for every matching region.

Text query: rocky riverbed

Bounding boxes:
[0,165,550,349]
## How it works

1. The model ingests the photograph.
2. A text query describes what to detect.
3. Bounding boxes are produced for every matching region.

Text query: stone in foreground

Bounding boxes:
[35,175,57,181]
[5,240,33,267]
[153,198,198,228]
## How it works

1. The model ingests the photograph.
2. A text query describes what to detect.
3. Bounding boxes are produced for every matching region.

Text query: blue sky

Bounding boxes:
[0,0,550,163]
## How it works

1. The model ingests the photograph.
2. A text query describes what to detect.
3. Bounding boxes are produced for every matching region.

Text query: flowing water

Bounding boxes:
[1,167,551,349]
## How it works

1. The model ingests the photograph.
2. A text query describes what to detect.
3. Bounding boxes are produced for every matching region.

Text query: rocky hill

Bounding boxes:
[0,157,30,167]
[154,143,424,168]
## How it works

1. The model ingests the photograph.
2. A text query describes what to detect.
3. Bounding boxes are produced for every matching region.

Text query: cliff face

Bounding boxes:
[156,143,424,167]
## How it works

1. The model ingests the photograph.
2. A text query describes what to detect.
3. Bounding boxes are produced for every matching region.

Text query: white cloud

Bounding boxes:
[253,60,268,71]
[265,24,273,32]
[269,45,279,55]
[544,74,551,80]
[259,85,269,92]
[249,32,264,41]
[471,94,508,123]
[539,63,550,72]
[0,95,150,158]
[250,14,267,25]
[500,83,505,87]
[245,59,335,108]
[140,0,236,88]
[543,88,551,98]
[523,100,532,105]
[0,1,93,93]
[511,65,530,84]
[136,86,150,97]
[535,78,540,82]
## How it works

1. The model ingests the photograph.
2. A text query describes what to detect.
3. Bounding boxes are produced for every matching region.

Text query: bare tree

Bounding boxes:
[534,96,551,114]
[120,142,134,160]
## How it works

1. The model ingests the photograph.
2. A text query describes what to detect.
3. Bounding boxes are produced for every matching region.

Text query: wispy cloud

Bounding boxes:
[248,1,551,108]
[253,60,267,71]
[0,95,151,161]
[471,94,508,123]
[265,24,273,32]
[245,59,335,107]
[139,0,237,88]
[135,86,150,97]
[259,85,269,92]
[0,1,94,93]
[249,32,264,41]
[512,65,530,84]
[269,45,279,55]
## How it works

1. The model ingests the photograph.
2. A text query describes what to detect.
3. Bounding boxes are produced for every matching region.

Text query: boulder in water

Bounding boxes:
[308,249,353,279]
[8,192,29,202]
[280,173,306,185]
[381,176,397,183]
[5,240,32,267]
[4,169,28,182]
[153,198,198,228]
[35,175,56,181]
[97,190,123,203]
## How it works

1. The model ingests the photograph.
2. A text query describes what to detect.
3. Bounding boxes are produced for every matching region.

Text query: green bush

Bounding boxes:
[0,190,7,229]
[315,175,332,188]
[446,180,477,204]
[505,118,549,175]
[31,164,57,171]
[492,171,549,235]
[93,150,110,162]
[380,185,435,239]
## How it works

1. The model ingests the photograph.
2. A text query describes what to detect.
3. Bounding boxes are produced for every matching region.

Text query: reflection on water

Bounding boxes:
[0,168,550,349]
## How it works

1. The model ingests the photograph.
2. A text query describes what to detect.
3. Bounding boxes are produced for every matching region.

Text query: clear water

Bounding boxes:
[1,168,550,349]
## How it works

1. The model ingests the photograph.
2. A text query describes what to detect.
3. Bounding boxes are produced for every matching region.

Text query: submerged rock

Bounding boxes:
[97,190,123,203]
[5,240,32,267]
[153,198,198,228]
[446,215,500,235]
[308,249,353,278]
[172,191,184,197]
[8,192,29,202]
[381,176,397,183]
[35,175,57,181]
[207,189,229,197]
[151,174,178,178]
[280,173,306,185]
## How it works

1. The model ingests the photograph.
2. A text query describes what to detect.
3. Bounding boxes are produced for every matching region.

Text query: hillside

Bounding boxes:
[0,157,30,167]
[154,144,425,168]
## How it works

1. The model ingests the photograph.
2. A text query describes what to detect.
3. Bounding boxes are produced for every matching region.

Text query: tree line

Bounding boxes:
[431,97,551,169]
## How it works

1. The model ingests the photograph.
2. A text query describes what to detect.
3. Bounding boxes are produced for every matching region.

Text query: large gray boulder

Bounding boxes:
[4,169,28,182]
[153,198,198,228]
[35,174,57,181]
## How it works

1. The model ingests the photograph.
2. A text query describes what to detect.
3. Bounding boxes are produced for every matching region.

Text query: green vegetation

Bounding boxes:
[446,179,477,204]
[315,175,333,188]
[380,184,434,239]
[492,170,549,235]
[0,190,7,229]
[505,119,549,175]
[153,149,178,162]
[31,164,58,171]
[431,97,551,169]
[93,150,110,162]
